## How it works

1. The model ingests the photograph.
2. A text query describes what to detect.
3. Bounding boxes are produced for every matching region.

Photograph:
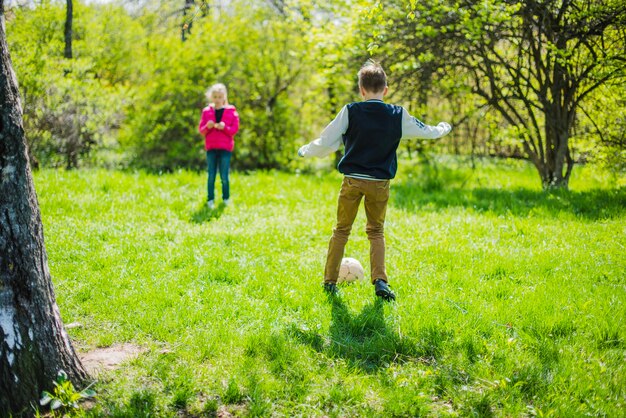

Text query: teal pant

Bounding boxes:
[206,150,231,201]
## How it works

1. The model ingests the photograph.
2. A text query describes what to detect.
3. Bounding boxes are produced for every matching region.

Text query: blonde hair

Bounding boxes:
[205,83,228,104]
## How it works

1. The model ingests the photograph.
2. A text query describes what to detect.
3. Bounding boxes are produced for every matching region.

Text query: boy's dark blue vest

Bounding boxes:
[338,100,403,180]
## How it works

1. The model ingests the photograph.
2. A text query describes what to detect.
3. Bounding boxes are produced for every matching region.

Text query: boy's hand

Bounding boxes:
[215,122,225,130]
[438,122,452,132]
[205,121,215,130]
[297,145,306,157]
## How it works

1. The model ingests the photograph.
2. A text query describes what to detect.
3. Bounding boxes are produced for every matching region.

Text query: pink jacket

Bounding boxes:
[198,105,240,152]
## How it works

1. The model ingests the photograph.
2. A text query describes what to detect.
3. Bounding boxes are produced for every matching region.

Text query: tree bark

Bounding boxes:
[0,2,87,415]
[181,0,194,41]
[64,0,73,59]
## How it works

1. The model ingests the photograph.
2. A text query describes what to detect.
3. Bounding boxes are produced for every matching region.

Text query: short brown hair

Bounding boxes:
[358,61,387,93]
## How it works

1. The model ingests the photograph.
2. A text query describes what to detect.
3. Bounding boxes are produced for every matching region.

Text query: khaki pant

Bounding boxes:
[324,177,390,284]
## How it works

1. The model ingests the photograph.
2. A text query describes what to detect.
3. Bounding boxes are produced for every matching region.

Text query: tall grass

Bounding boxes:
[34,158,625,417]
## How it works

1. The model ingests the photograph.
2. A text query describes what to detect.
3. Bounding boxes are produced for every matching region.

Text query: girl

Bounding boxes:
[198,83,240,208]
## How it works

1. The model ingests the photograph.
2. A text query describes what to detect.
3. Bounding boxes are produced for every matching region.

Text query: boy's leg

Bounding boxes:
[206,151,218,202]
[217,150,232,201]
[363,180,390,283]
[324,177,363,284]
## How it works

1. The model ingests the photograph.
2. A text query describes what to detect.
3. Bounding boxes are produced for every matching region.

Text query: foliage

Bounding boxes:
[117,31,208,171]
[6,1,131,168]
[356,0,626,189]
[575,82,626,172]
[6,0,625,176]
[34,160,626,416]
[119,0,353,172]
[40,370,95,414]
[5,0,369,172]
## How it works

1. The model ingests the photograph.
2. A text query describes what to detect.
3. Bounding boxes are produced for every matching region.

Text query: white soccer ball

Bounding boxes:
[337,257,365,283]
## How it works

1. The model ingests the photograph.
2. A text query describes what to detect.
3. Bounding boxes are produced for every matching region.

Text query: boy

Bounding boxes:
[298,60,452,301]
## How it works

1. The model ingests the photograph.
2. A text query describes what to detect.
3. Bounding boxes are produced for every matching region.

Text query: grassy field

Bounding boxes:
[34,158,625,417]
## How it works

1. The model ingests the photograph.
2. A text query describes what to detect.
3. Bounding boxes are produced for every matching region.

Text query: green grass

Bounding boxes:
[34,158,626,417]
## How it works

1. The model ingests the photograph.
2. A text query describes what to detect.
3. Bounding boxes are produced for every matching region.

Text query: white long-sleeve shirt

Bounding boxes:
[299,101,452,159]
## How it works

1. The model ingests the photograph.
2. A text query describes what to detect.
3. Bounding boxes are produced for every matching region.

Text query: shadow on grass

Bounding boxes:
[290,297,421,373]
[190,201,226,223]
[392,182,626,220]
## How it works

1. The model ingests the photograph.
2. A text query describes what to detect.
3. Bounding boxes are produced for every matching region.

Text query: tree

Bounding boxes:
[64,0,72,59]
[0,1,88,415]
[455,0,626,189]
[181,0,194,41]
[362,0,626,189]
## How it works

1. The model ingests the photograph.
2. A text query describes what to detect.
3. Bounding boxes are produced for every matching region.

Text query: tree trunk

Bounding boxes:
[181,0,194,41]
[0,3,88,416]
[64,0,73,59]
[539,103,574,190]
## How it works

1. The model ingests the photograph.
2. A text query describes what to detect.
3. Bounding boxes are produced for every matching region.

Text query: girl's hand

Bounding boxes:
[215,122,225,130]
[205,121,215,130]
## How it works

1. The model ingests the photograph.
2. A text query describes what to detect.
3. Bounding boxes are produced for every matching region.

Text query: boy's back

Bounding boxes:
[340,100,404,180]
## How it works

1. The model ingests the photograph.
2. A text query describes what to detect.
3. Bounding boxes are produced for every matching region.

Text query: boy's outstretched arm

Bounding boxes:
[400,108,452,140]
[298,106,348,158]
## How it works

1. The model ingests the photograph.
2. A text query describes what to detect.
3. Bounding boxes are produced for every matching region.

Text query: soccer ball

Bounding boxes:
[337,257,365,283]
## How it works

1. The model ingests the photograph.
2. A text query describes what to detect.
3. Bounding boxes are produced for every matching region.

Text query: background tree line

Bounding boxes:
[5,0,626,188]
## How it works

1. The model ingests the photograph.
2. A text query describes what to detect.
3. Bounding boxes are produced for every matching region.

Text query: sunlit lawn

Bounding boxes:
[35,158,626,417]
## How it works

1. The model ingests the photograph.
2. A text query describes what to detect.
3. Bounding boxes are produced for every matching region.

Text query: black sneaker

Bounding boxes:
[374,279,396,301]
[323,282,339,296]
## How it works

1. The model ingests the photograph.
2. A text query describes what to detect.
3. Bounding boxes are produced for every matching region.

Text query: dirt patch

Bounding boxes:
[80,343,145,375]
[217,406,234,417]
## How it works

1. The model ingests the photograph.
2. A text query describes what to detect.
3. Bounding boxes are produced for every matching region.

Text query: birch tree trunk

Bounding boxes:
[0,2,87,415]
